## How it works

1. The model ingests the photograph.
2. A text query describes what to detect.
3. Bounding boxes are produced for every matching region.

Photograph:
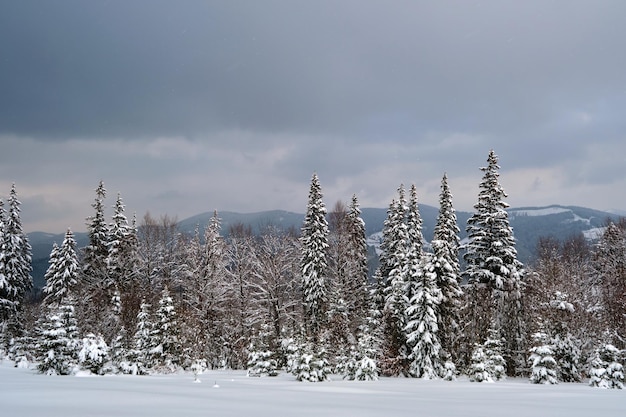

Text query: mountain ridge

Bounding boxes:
[28,204,623,289]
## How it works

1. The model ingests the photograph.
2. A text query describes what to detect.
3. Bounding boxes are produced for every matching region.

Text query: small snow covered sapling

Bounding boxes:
[528,331,558,385]
[589,344,624,389]
[78,333,110,375]
[468,345,493,383]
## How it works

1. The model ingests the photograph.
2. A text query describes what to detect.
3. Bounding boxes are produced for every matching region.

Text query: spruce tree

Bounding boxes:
[463,150,525,374]
[82,181,109,287]
[36,302,80,375]
[43,229,79,306]
[433,173,463,360]
[78,333,110,375]
[1,185,33,320]
[528,331,558,384]
[589,343,624,389]
[379,186,409,375]
[128,301,153,374]
[150,286,180,372]
[346,194,370,327]
[300,173,329,340]
[405,252,443,379]
[106,192,131,291]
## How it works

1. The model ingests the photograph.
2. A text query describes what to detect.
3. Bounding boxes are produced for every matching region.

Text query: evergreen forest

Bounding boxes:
[0,150,624,388]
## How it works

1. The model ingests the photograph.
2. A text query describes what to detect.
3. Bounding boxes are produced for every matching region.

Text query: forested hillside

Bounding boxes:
[1,151,624,388]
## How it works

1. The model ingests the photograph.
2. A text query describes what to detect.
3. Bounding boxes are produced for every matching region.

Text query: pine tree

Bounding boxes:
[483,327,507,381]
[589,343,624,389]
[0,185,33,323]
[344,321,379,381]
[247,324,279,377]
[35,302,80,375]
[294,341,331,382]
[82,181,109,287]
[43,228,79,306]
[126,301,153,374]
[378,186,409,376]
[150,286,180,372]
[468,345,492,383]
[78,333,110,375]
[405,253,443,379]
[433,173,463,360]
[106,193,132,291]
[346,195,370,331]
[551,333,581,382]
[300,173,329,340]
[528,331,558,384]
[433,173,461,272]
[463,150,525,374]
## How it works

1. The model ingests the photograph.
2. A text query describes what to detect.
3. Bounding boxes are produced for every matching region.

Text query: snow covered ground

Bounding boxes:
[0,362,624,417]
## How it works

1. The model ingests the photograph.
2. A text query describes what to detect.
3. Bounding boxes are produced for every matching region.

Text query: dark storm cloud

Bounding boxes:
[3,0,625,144]
[1,1,626,231]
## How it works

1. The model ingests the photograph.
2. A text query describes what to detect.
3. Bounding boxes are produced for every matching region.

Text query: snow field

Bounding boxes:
[1,363,624,417]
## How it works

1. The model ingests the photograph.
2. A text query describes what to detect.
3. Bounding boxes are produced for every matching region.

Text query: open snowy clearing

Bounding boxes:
[0,362,624,417]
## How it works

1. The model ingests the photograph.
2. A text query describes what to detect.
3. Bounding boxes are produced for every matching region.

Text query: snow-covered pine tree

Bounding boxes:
[463,150,525,375]
[344,321,379,381]
[589,343,624,389]
[468,345,492,383]
[35,302,80,375]
[432,173,463,361]
[82,181,109,288]
[300,173,329,341]
[0,185,33,332]
[483,326,507,381]
[346,195,370,331]
[43,228,79,306]
[404,252,443,379]
[78,333,110,375]
[294,340,331,382]
[106,193,132,291]
[246,324,279,377]
[150,286,180,372]
[528,331,558,384]
[126,301,153,375]
[551,332,581,383]
[378,186,410,376]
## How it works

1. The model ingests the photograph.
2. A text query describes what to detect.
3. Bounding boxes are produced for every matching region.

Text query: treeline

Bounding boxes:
[0,150,624,388]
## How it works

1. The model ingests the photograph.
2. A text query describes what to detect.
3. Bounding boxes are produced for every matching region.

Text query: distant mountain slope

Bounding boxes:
[27,205,622,289]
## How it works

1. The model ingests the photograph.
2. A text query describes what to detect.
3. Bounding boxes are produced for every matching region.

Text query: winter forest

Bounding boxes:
[0,150,624,389]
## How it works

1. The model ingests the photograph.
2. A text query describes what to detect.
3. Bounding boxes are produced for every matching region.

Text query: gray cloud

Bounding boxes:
[1,1,625,231]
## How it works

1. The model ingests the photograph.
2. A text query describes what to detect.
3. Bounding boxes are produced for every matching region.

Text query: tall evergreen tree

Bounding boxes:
[106,192,132,291]
[150,286,180,372]
[405,252,443,379]
[345,195,370,333]
[463,150,525,374]
[432,175,463,361]
[1,185,33,314]
[43,228,79,306]
[300,173,329,341]
[433,173,461,279]
[0,185,33,349]
[378,186,410,375]
[82,181,109,287]
[35,302,80,375]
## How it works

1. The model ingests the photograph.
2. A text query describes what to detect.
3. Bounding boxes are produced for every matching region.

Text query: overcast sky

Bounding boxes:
[1,1,625,233]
